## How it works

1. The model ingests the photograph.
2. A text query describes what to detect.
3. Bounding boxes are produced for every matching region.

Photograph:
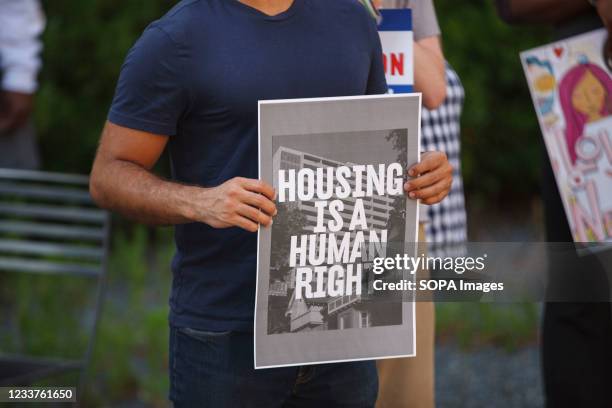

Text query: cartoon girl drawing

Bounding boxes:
[559,60,612,164]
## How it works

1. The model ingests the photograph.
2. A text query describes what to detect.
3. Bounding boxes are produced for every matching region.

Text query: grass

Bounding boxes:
[83,226,174,406]
[0,225,173,407]
[436,302,540,351]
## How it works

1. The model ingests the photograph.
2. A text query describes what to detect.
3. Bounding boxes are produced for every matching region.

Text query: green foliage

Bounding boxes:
[436,0,551,199]
[36,0,176,173]
[83,226,174,406]
[0,273,93,358]
[0,226,173,406]
[436,302,539,351]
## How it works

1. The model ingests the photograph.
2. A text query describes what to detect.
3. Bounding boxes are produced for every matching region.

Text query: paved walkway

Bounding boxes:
[436,344,544,408]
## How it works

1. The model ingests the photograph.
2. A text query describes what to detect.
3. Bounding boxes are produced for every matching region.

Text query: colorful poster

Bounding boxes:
[521,29,612,243]
[255,94,421,368]
[379,9,413,93]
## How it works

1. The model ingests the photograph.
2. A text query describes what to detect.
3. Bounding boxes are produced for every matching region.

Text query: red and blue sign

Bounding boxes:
[378,9,413,94]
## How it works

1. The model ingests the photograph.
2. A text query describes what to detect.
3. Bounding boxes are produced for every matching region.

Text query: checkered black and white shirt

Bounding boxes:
[421,64,468,244]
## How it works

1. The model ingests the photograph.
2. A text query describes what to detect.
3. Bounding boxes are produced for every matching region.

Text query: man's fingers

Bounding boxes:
[406,179,450,200]
[215,177,276,231]
[232,214,260,233]
[408,152,449,177]
[237,203,273,227]
[404,167,446,191]
[408,153,437,176]
[240,190,277,216]
[240,178,276,200]
[423,190,449,205]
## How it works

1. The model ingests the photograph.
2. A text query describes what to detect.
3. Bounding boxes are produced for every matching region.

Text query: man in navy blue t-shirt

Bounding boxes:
[90,0,453,405]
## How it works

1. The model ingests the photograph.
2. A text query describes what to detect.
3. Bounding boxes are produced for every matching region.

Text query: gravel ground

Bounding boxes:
[436,344,544,408]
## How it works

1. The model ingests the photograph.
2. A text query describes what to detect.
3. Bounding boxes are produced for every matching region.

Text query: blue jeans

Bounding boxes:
[169,326,378,407]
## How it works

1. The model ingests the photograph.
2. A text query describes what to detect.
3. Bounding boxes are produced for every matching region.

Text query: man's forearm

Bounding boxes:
[90,158,202,225]
[496,0,592,25]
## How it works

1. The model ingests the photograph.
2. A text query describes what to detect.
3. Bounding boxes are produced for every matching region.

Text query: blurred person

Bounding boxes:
[89,0,454,406]
[0,0,45,169]
[496,1,612,408]
[374,0,467,256]
[364,1,467,407]
[364,0,447,109]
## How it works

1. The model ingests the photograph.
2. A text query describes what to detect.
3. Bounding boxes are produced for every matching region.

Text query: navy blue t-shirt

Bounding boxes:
[108,0,387,331]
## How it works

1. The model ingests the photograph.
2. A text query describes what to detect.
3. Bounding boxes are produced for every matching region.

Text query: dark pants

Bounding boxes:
[541,148,612,408]
[169,326,378,408]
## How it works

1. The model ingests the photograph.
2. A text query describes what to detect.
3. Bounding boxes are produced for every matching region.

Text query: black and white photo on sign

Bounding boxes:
[267,129,408,335]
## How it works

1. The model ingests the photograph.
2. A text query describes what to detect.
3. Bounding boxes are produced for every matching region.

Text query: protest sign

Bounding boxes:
[379,9,413,93]
[255,94,421,368]
[521,29,612,243]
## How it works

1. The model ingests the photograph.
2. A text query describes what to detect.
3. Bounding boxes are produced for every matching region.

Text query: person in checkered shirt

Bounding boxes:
[362,1,468,408]
[420,65,468,246]
[362,0,468,246]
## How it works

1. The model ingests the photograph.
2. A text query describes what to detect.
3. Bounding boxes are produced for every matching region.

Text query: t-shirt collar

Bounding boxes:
[229,0,304,22]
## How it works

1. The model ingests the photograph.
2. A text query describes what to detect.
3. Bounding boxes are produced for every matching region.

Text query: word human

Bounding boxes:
[291,230,388,301]
[278,163,404,203]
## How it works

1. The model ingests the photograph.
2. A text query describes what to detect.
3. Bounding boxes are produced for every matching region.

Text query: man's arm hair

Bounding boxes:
[495,0,592,25]
[90,121,201,225]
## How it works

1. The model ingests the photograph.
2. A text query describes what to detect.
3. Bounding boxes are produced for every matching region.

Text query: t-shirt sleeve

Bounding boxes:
[365,12,388,95]
[382,0,441,41]
[411,0,441,40]
[108,25,188,136]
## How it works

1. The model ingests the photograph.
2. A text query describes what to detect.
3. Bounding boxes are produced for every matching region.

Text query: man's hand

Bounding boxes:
[404,151,453,205]
[596,0,612,69]
[194,177,277,233]
[0,91,34,133]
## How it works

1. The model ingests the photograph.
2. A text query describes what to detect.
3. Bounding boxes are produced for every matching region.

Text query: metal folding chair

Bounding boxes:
[0,168,110,398]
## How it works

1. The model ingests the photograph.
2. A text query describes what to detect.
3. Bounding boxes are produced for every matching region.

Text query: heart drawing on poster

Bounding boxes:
[553,46,564,58]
